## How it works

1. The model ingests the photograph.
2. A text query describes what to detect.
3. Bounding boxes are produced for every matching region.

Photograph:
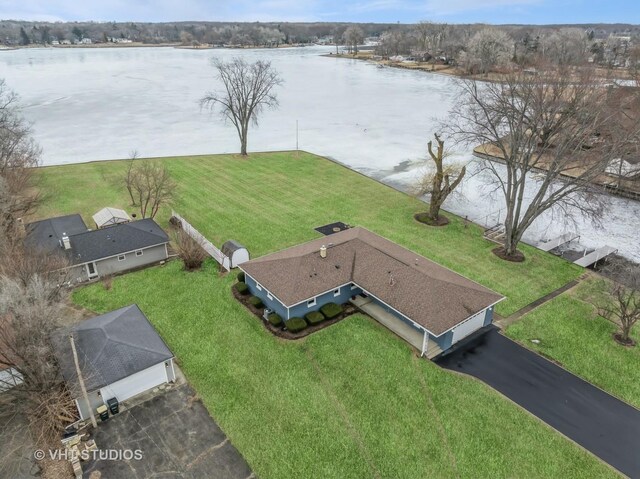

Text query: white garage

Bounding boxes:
[54,304,175,421]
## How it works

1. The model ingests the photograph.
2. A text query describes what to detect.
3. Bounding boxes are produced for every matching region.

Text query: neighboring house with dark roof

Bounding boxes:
[53,305,176,420]
[240,227,504,357]
[25,215,170,283]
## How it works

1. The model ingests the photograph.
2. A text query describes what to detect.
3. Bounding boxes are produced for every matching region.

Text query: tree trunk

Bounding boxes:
[428,196,441,221]
[240,124,248,156]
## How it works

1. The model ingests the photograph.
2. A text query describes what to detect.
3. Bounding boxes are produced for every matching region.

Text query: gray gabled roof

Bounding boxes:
[24,214,89,254]
[53,305,173,392]
[67,218,169,265]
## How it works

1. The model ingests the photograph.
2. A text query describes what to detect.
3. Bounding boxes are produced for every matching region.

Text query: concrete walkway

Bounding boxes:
[495,278,581,329]
[437,327,640,477]
[350,295,443,358]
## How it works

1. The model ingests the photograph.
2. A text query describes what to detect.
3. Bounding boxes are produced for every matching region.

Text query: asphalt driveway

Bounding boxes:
[437,327,640,478]
[82,384,254,479]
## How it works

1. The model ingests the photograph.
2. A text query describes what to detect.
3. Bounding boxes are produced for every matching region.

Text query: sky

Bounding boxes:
[0,0,638,25]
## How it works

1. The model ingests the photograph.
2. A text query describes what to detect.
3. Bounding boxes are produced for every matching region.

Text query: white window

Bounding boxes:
[256,283,263,291]
[267,292,273,300]
[307,298,316,307]
[86,262,98,279]
[118,254,126,261]
[135,250,143,257]
[333,287,341,297]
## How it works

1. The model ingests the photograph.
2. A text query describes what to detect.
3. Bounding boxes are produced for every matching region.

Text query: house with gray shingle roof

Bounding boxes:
[53,305,176,420]
[25,214,169,283]
[240,227,504,358]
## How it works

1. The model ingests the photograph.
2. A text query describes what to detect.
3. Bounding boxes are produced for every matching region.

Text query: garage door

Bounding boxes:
[100,362,169,403]
[451,310,486,344]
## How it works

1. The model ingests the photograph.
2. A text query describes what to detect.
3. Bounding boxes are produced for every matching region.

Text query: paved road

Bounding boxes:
[437,327,640,478]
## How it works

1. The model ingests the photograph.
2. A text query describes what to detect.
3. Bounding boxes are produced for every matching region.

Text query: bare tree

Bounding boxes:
[201,58,283,156]
[0,274,77,449]
[540,28,588,66]
[413,134,465,225]
[599,261,640,346]
[343,26,365,55]
[171,228,207,271]
[460,28,513,75]
[124,149,139,206]
[129,160,176,219]
[445,67,636,260]
[0,80,41,243]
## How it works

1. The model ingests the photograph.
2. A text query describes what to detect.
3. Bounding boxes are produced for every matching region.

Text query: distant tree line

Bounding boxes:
[1,20,639,69]
[0,20,392,47]
[372,23,640,73]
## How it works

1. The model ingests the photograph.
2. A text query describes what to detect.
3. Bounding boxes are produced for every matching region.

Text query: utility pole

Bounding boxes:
[69,334,97,428]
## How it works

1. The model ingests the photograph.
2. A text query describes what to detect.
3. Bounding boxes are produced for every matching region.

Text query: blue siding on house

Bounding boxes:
[431,330,453,350]
[288,284,362,319]
[244,270,496,354]
[244,274,288,320]
[483,306,494,327]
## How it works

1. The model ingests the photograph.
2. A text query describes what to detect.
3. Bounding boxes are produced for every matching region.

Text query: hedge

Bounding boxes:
[268,313,283,327]
[237,271,245,283]
[320,302,343,319]
[234,281,249,294]
[286,317,307,333]
[305,311,325,325]
[249,296,263,308]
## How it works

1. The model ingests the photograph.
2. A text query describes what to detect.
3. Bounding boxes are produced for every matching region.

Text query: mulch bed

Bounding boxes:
[414,212,449,227]
[232,287,357,340]
[492,246,526,263]
[613,333,636,347]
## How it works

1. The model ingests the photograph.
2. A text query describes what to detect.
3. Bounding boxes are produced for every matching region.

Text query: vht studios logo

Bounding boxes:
[34,448,143,461]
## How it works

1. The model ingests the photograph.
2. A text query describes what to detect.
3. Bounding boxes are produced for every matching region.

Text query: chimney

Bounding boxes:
[320,245,327,259]
[61,233,71,250]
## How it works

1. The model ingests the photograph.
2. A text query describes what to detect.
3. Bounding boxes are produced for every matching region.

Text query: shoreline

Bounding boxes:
[323,52,636,83]
[1,42,314,51]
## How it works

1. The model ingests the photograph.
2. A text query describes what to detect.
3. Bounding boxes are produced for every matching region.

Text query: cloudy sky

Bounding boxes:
[0,0,637,24]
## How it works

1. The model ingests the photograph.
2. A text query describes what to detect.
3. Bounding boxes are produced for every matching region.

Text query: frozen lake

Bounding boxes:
[1,46,638,262]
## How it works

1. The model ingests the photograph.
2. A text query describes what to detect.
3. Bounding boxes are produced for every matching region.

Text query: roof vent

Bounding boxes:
[61,233,71,250]
[320,245,327,259]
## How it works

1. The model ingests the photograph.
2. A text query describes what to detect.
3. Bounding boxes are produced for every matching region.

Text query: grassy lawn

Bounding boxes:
[72,260,616,478]
[35,151,582,316]
[506,276,640,409]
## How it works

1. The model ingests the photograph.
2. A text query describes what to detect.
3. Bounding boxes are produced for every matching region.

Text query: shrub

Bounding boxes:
[286,317,307,333]
[172,229,207,271]
[305,311,325,325]
[320,302,343,319]
[237,271,245,283]
[234,281,249,294]
[268,313,283,327]
[249,296,263,308]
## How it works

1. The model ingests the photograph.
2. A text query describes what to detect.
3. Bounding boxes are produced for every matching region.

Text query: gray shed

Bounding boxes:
[92,207,132,229]
[221,240,250,268]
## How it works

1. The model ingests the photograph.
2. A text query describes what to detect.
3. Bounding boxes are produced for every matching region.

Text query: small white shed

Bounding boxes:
[221,240,250,268]
[92,207,132,229]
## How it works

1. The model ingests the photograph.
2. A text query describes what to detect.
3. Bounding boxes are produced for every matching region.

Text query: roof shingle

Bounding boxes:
[240,227,504,336]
